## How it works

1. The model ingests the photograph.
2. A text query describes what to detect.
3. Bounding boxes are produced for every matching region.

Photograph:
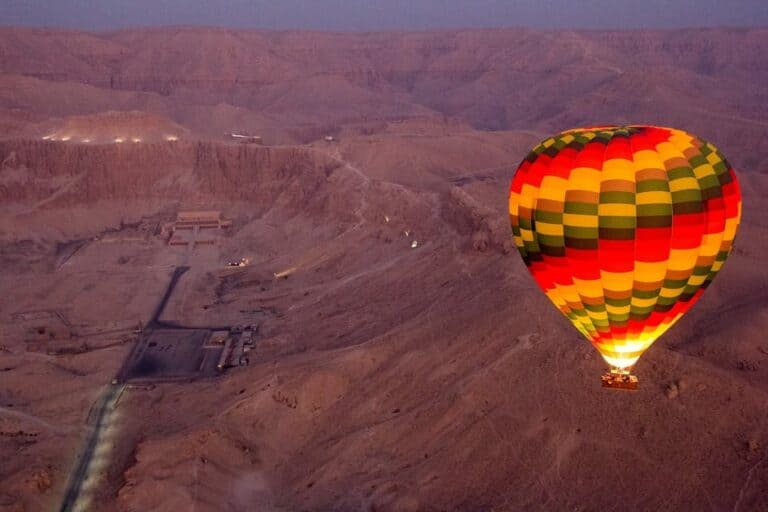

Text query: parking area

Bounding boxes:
[124,329,223,382]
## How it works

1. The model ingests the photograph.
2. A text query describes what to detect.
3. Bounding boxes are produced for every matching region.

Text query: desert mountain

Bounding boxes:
[1,26,767,164]
[1,26,767,512]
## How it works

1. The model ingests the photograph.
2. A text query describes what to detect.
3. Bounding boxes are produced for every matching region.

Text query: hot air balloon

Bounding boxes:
[508,125,742,389]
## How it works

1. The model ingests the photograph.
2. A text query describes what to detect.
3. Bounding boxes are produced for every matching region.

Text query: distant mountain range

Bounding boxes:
[1,26,767,169]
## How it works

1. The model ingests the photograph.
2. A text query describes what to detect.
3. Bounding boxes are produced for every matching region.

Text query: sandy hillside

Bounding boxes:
[0,26,767,512]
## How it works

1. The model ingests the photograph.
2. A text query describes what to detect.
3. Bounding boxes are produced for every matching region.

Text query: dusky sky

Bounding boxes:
[2,0,768,31]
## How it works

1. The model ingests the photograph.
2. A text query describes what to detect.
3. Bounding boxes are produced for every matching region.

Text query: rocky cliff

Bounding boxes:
[1,26,767,160]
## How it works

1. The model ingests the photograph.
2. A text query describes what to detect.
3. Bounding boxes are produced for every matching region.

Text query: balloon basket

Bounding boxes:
[601,369,638,391]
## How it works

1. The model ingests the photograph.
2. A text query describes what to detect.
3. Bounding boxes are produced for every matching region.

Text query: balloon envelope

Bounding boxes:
[508,126,742,369]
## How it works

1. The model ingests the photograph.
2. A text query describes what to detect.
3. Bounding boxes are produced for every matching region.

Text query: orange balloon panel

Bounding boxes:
[509,126,742,369]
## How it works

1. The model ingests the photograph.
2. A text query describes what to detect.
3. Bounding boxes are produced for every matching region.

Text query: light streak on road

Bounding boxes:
[59,385,125,512]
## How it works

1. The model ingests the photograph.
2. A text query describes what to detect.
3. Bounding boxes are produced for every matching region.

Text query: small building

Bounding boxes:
[227,133,263,145]
[175,211,222,228]
[217,337,233,371]
[168,211,232,248]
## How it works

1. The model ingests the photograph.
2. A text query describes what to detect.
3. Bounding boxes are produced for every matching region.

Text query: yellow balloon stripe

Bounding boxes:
[509,125,742,371]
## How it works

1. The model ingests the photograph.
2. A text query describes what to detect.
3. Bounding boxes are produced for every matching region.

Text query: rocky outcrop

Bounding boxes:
[1,27,767,158]
[0,140,340,216]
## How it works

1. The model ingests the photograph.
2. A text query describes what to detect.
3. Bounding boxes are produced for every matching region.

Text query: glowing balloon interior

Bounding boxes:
[509,126,742,375]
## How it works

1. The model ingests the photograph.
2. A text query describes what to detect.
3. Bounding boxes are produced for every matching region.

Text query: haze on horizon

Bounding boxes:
[3,0,768,31]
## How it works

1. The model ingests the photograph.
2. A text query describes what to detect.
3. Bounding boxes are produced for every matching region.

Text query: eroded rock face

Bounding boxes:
[2,25,768,512]
[0,140,335,209]
[4,28,766,104]
[1,27,768,167]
